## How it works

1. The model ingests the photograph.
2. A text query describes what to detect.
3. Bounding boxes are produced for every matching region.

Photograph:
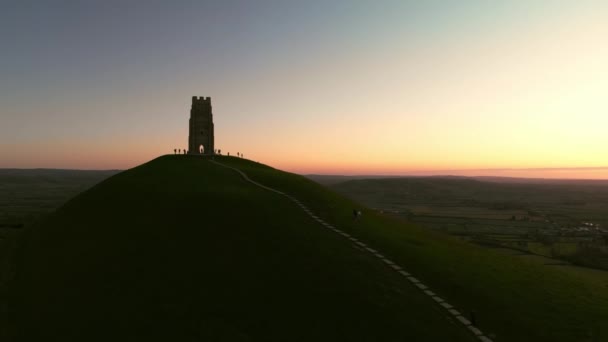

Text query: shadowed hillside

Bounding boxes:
[0,168,119,340]
[10,156,470,341]
[10,155,608,341]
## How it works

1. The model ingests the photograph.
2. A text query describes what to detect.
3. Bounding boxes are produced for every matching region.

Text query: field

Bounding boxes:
[323,176,608,270]
[0,169,120,227]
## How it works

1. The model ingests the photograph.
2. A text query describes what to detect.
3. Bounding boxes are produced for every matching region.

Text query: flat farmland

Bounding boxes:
[324,176,608,270]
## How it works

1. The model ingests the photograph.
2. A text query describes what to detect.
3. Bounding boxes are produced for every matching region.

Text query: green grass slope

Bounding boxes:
[219,157,608,342]
[11,155,471,342]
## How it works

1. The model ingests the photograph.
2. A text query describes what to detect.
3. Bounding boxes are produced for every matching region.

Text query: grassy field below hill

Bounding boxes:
[328,177,608,271]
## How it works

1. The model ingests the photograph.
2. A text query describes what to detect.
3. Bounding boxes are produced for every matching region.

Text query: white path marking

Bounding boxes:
[407,276,420,283]
[209,159,495,341]
[448,309,461,316]
[432,296,444,303]
[390,264,402,271]
[456,316,472,326]
[414,283,428,290]
[441,302,454,310]
[468,326,483,336]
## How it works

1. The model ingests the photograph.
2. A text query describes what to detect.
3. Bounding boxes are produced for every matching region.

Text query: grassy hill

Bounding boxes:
[10,155,471,341]
[11,155,608,341]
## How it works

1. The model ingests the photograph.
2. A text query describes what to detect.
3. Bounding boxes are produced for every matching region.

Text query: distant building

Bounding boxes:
[188,96,215,155]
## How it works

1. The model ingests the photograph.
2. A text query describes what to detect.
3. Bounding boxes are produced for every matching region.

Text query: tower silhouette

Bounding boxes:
[188,96,215,155]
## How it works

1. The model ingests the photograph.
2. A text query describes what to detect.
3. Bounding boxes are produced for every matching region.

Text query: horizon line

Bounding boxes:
[4,164,608,181]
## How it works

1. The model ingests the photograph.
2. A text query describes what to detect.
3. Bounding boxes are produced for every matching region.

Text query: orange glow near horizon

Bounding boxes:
[4,136,607,180]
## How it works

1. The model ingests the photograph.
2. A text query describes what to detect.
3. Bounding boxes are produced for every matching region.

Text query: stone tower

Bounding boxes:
[188,96,215,155]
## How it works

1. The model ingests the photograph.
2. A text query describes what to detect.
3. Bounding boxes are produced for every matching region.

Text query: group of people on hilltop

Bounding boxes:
[173,149,188,155]
[171,148,244,158]
[219,151,244,158]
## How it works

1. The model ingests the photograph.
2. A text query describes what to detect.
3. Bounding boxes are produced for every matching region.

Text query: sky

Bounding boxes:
[1,1,607,178]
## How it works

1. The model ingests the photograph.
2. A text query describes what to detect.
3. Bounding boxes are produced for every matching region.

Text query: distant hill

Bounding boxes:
[329,176,608,205]
[474,176,608,185]
[9,156,608,341]
[0,168,121,176]
[307,174,608,186]
[0,168,120,227]
[305,174,405,185]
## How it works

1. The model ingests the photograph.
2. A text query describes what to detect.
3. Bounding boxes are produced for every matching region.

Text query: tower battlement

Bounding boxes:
[192,96,211,103]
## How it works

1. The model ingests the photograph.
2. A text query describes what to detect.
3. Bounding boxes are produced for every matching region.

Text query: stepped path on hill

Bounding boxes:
[210,159,492,342]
